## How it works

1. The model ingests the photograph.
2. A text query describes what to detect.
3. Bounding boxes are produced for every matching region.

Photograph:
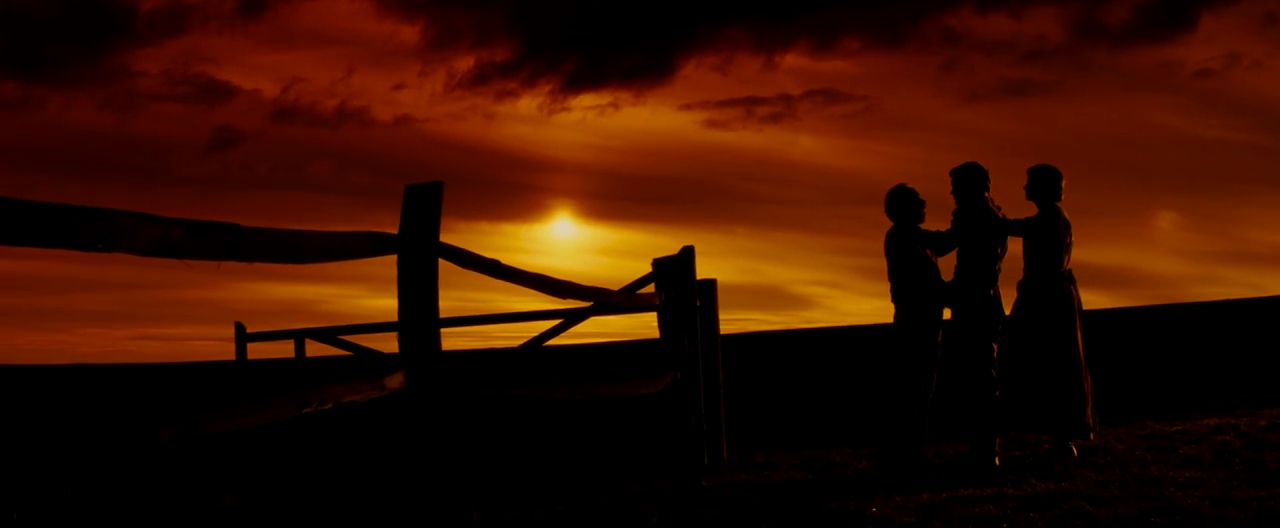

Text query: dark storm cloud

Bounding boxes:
[1264,10,1279,31]
[0,95,886,235]
[0,0,293,85]
[1066,0,1242,48]
[677,87,872,130]
[95,70,249,113]
[960,75,1066,103]
[268,97,424,129]
[373,0,1241,97]
[0,0,146,84]
[0,89,52,113]
[1187,51,1263,80]
[205,124,249,152]
[0,105,555,225]
[149,70,245,107]
[269,98,380,129]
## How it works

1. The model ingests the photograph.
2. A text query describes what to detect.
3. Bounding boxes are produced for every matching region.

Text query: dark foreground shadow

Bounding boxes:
[11,399,1280,526]
[3,295,1280,523]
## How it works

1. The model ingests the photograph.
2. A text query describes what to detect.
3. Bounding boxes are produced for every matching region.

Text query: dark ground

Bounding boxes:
[5,390,1280,527]
[3,295,1279,525]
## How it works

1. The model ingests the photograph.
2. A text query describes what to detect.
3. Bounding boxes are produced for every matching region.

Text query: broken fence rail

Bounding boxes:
[235,292,662,357]
[0,195,656,308]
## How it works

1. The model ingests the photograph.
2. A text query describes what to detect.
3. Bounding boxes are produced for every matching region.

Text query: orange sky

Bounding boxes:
[2,0,1279,363]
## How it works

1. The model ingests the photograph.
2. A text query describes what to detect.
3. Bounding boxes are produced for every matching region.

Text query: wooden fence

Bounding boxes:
[0,182,728,470]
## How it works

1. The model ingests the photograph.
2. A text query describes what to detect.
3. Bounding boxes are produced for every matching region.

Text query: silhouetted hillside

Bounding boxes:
[1,295,1277,504]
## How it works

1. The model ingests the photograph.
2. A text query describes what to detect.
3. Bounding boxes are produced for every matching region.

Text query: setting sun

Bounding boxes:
[547,211,581,240]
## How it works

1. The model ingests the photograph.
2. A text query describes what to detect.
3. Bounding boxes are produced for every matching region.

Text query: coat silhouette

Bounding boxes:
[932,162,1007,462]
[880,184,955,468]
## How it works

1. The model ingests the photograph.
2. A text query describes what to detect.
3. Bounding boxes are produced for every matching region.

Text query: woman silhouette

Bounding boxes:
[997,164,1097,460]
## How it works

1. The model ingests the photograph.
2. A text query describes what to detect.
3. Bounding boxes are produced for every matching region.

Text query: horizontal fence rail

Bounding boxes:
[0,181,728,473]
[0,196,399,264]
[0,195,655,307]
[238,303,661,347]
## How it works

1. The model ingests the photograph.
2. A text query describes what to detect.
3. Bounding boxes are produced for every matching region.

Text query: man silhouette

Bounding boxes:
[879,184,956,475]
[939,161,1008,471]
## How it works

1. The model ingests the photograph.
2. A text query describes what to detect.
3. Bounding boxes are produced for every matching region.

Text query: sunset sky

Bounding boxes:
[2,0,1279,363]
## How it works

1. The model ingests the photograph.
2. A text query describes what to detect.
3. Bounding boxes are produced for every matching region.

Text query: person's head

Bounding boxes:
[949,161,991,203]
[1025,164,1064,204]
[885,183,926,225]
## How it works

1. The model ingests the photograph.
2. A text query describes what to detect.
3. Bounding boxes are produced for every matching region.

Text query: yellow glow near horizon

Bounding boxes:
[546,210,581,241]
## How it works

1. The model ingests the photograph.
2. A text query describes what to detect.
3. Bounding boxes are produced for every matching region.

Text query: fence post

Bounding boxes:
[397,181,444,360]
[234,321,247,362]
[652,245,706,473]
[397,181,448,516]
[697,278,727,468]
[294,337,306,359]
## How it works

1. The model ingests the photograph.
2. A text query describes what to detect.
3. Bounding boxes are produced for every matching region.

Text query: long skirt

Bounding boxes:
[997,269,1096,439]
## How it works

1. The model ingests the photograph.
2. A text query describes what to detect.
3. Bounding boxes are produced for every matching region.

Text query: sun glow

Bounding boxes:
[546,211,581,240]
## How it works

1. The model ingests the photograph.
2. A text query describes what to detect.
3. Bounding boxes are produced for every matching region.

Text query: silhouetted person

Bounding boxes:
[937,161,1007,471]
[996,164,1097,461]
[879,183,956,474]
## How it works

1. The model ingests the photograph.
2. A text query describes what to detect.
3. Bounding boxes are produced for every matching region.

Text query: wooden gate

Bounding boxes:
[231,182,728,469]
[0,182,726,469]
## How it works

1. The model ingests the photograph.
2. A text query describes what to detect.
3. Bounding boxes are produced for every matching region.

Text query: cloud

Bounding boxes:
[960,75,1065,103]
[269,98,378,128]
[1065,0,1243,49]
[1073,260,1184,302]
[93,69,249,113]
[1265,10,1279,31]
[718,282,818,313]
[677,87,872,130]
[205,124,249,152]
[0,0,149,85]
[1187,51,1263,80]
[0,86,52,113]
[267,96,423,129]
[372,0,1240,99]
[0,0,294,85]
[147,69,245,107]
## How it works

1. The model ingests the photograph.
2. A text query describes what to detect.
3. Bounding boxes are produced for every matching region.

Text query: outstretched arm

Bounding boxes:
[1004,216,1032,238]
[987,196,1031,238]
[923,227,957,257]
[927,208,966,257]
